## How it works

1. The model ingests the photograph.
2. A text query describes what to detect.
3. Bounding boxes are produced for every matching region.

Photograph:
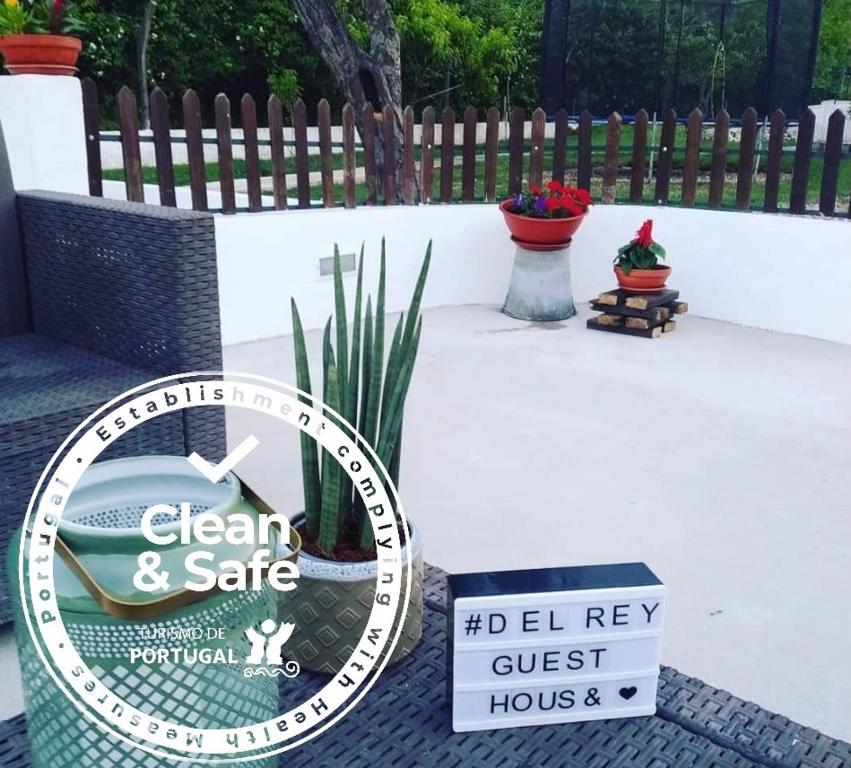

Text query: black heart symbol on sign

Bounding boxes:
[619,686,638,701]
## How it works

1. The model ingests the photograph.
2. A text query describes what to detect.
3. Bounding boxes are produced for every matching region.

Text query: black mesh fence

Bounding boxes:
[539,0,821,118]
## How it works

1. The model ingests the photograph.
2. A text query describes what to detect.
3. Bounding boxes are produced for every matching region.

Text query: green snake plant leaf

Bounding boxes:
[363,241,386,450]
[381,242,430,434]
[354,295,373,527]
[347,243,365,428]
[321,317,332,402]
[361,319,421,550]
[359,295,373,442]
[291,299,321,539]
[318,359,343,552]
[388,417,402,489]
[401,240,432,352]
[358,495,374,550]
[376,316,422,466]
[333,244,348,415]
[380,312,404,434]
[341,245,364,521]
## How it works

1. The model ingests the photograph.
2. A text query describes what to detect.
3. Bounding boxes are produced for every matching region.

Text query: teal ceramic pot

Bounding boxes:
[10,456,285,767]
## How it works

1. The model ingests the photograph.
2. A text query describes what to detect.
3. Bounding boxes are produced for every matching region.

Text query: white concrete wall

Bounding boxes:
[0,75,88,194]
[811,99,851,145]
[101,178,283,210]
[215,203,851,346]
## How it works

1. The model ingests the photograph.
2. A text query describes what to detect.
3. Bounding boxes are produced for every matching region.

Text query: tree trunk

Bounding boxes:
[362,0,402,107]
[291,0,413,201]
[136,0,156,129]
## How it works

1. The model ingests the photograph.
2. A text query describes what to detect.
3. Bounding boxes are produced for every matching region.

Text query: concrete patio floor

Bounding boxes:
[224,304,851,742]
[0,304,848,743]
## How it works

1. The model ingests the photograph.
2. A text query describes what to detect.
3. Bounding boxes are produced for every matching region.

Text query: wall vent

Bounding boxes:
[318,252,356,277]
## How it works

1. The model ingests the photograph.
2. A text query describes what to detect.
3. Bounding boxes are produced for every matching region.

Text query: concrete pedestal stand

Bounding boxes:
[502,240,575,321]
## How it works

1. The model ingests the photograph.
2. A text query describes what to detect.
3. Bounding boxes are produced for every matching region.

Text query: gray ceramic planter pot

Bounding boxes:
[280,515,424,674]
[503,243,575,321]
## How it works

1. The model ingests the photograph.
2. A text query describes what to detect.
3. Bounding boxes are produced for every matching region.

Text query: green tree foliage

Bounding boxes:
[76,0,337,123]
[814,0,851,101]
[74,0,849,122]
[462,0,543,109]
[336,0,540,112]
[76,0,537,120]
[392,0,527,110]
[75,2,135,86]
[267,69,302,111]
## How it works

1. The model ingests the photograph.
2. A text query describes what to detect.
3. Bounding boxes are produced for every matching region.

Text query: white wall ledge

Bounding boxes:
[214,203,851,346]
[0,75,88,194]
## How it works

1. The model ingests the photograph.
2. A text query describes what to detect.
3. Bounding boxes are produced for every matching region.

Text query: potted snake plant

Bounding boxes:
[0,0,84,75]
[282,240,431,674]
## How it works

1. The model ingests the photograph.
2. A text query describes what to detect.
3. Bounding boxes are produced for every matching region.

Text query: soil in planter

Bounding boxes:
[297,519,411,563]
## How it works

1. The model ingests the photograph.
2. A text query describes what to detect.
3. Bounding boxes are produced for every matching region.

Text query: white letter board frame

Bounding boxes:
[447,562,667,733]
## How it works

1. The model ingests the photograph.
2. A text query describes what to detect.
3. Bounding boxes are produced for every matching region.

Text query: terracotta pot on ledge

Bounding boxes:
[614,265,672,293]
[0,34,82,75]
[500,199,587,249]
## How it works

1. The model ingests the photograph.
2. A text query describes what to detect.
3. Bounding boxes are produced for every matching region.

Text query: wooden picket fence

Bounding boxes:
[82,79,851,218]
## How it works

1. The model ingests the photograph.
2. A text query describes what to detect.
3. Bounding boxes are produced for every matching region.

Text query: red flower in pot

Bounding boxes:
[500,179,593,249]
[613,219,671,293]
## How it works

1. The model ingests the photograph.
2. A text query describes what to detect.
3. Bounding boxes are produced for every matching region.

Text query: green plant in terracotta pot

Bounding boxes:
[614,219,670,293]
[283,240,431,674]
[0,0,84,75]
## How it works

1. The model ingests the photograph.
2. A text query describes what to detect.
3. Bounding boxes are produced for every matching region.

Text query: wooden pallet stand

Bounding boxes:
[590,301,671,322]
[589,299,688,321]
[588,288,687,339]
[597,288,680,310]
[587,316,662,338]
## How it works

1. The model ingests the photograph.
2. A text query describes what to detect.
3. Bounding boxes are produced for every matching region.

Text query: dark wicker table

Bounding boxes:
[1,565,848,767]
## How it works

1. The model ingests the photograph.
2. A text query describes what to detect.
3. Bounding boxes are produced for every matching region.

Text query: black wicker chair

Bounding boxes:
[0,125,226,624]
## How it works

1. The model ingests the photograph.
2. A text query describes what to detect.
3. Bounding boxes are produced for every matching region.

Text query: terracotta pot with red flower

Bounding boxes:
[614,219,671,293]
[500,180,593,248]
[0,0,84,76]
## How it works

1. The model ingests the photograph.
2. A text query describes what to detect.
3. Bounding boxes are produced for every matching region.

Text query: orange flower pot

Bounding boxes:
[0,34,82,75]
[614,265,672,293]
[500,199,587,248]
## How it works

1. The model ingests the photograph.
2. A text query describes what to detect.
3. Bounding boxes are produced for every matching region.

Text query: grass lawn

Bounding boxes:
[102,122,850,213]
[103,150,364,187]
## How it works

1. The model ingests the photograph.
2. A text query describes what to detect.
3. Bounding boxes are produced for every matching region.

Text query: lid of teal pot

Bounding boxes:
[46,455,277,615]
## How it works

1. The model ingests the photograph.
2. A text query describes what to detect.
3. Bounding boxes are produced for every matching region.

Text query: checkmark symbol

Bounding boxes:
[187,435,260,483]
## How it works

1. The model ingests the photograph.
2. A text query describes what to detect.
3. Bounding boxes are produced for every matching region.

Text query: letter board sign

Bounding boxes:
[447,562,666,732]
